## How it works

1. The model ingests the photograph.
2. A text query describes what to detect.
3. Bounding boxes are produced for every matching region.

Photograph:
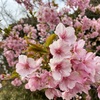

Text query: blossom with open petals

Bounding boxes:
[49,39,71,59]
[49,58,72,81]
[45,88,61,99]
[16,55,42,77]
[55,23,77,45]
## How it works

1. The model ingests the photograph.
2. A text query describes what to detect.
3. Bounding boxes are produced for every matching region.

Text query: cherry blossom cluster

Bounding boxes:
[37,6,60,25]
[74,16,100,54]
[35,0,100,54]
[1,0,100,99]
[15,23,100,100]
[67,0,90,12]
[3,34,26,66]
[3,23,38,67]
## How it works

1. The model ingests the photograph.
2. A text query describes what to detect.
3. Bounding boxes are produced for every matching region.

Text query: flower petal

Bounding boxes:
[52,71,62,81]
[19,55,27,64]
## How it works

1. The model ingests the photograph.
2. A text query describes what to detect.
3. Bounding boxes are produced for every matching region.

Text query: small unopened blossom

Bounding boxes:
[11,78,22,86]
[23,25,30,33]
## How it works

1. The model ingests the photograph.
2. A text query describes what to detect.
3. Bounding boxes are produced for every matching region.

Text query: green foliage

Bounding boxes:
[85,10,100,19]
[0,82,48,100]
[27,43,48,54]
[3,26,12,39]
[90,0,100,6]
[44,34,57,47]
[89,86,100,100]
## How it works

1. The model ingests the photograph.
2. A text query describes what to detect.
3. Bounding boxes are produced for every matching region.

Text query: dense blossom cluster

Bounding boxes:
[14,23,100,99]
[67,0,90,12]
[0,0,100,100]
[3,23,38,66]
[15,0,33,10]
[3,35,26,66]
[74,16,100,54]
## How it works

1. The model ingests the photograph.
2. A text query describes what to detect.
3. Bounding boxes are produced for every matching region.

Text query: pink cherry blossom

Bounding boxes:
[23,25,30,33]
[49,39,71,59]
[62,91,76,100]
[94,56,100,82]
[55,23,77,45]
[49,58,72,81]
[73,39,86,59]
[59,71,81,91]
[25,76,41,91]
[62,83,90,100]
[72,52,96,83]
[25,71,55,91]
[16,55,42,77]
[11,78,22,86]
[45,88,61,99]
[46,74,58,88]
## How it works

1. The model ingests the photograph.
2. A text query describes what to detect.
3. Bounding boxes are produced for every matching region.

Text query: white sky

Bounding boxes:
[0,0,26,28]
[0,0,65,28]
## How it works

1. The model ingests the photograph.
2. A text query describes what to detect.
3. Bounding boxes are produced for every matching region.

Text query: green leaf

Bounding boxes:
[44,34,57,47]
[28,43,47,53]
[10,71,19,79]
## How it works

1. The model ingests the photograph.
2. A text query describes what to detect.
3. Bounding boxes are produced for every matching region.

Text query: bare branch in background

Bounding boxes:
[0,0,28,28]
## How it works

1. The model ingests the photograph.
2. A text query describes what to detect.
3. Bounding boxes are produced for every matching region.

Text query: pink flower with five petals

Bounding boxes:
[55,23,77,45]
[49,58,72,81]
[16,55,42,77]
[49,39,71,59]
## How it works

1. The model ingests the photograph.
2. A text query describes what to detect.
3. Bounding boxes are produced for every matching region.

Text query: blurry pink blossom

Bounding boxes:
[45,88,61,99]
[11,78,22,86]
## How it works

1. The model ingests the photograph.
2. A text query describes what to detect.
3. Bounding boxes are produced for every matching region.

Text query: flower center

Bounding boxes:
[56,63,62,70]
[61,31,67,40]
[55,49,62,55]
[24,63,30,69]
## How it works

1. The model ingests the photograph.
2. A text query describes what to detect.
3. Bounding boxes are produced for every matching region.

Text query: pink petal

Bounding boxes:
[67,80,76,89]
[16,68,33,77]
[65,26,76,44]
[59,81,69,91]
[45,89,54,99]
[25,83,29,89]
[62,67,71,77]
[36,58,42,67]
[27,58,35,68]
[16,63,24,70]
[77,39,85,49]
[55,23,66,35]
[19,55,27,64]
[52,71,62,81]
